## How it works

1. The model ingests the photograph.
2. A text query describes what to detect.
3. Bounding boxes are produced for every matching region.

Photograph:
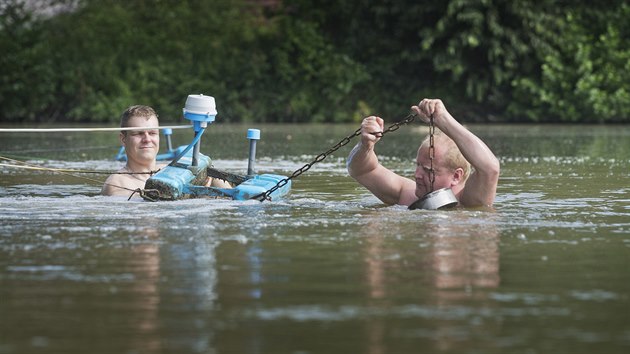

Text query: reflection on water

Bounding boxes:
[1,124,630,354]
[119,226,162,353]
[361,211,501,354]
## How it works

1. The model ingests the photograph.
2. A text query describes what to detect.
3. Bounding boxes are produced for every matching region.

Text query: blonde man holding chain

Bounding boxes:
[347,98,500,208]
[102,105,230,197]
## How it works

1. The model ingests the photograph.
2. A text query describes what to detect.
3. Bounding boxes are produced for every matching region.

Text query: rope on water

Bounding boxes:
[0,125,192,133]
[0,155,160,199]
[0,145,119,155]
[0,156,158,175]
[0,162,158,175]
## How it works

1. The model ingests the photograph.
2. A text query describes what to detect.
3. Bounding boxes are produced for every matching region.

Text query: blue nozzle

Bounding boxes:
[247,129,261,140]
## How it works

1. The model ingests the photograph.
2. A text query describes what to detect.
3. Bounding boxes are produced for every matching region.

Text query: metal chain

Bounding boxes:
[428,114,435,193]
[254,113,418,201]
[129,188,162,201]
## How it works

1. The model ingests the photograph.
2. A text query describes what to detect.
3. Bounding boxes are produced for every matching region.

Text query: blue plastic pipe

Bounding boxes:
[247,129,260,176]
[168,126,206,167]
[163,128,174,152]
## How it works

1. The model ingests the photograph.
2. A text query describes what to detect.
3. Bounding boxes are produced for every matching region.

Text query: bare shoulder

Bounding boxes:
[101,172,135,196]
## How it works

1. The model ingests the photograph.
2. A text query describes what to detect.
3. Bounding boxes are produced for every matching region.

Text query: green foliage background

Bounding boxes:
[0,0,628,123]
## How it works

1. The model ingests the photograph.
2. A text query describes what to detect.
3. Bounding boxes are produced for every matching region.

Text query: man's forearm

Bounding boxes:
[347,142,379,179]
[439,115,499,175]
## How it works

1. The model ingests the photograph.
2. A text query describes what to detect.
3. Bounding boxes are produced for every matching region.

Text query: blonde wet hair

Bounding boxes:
[421,129,471,181]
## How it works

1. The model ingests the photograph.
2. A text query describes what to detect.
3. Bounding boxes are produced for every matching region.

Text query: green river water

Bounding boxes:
[0,123,629,354]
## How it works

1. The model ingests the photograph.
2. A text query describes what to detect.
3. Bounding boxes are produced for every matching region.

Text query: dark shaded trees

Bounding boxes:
[1,0,628,123]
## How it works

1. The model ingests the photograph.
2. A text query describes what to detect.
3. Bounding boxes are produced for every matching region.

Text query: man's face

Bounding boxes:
[414,145,453,198]
[120,115,159,164]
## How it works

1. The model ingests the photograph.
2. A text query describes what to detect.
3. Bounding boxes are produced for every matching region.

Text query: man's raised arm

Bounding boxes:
[412,99,500,207]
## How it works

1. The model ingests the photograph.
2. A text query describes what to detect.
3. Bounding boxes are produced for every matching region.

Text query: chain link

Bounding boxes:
[428,114,435,193]
[254,113,418,201]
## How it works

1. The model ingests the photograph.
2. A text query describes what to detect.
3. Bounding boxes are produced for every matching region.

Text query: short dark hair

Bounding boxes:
[120,105,158,128]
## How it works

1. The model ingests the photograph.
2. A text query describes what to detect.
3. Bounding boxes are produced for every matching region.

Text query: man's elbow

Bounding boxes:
[488,156,500,181]
[472,157,500,184]
[480,158,500,206]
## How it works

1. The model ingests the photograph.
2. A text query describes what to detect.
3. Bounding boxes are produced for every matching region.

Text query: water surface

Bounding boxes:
[1,123,629,354]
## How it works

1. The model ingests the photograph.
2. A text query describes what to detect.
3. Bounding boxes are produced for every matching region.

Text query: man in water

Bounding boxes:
[102,105,230,197]
[347,98,499,208]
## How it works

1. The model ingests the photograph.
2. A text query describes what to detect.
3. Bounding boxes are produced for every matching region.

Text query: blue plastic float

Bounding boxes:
[128,94,291,202]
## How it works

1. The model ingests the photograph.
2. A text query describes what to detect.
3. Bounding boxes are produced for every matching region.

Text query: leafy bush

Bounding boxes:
[1,0,628,123]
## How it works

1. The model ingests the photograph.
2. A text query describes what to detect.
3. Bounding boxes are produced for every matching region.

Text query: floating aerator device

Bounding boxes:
[182,94,216,167]
[141,94,291,202]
